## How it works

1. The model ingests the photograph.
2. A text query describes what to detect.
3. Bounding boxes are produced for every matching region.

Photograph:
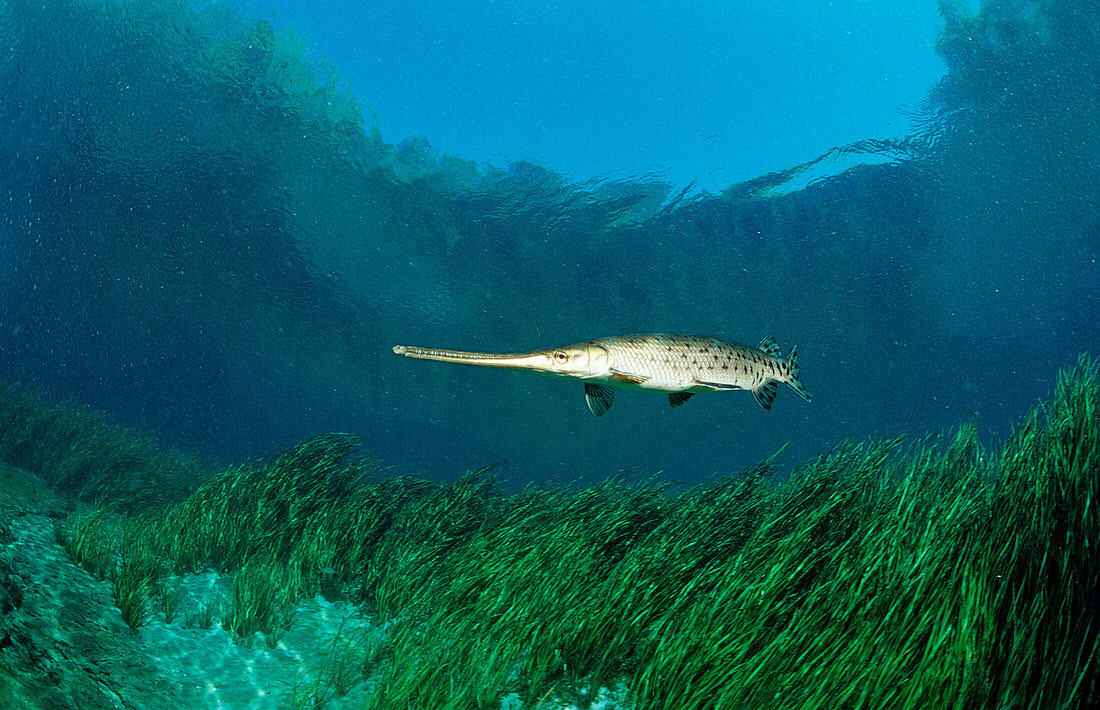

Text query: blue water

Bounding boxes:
[245,0,947,190]
[0,0,1096,487]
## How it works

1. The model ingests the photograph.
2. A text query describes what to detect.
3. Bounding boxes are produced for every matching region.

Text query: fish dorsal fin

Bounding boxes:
[584,383,615,417]
[669,392,694,408]
[757,336,781,358]
[753,382,777,410]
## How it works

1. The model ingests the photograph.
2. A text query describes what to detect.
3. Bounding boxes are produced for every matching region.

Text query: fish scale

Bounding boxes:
[597,334,784,393]
[393,333,812,417]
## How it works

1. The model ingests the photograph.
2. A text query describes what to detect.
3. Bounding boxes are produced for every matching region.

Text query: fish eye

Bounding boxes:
[554,351,569,363]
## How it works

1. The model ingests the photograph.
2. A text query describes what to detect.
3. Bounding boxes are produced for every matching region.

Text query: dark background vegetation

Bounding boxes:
[0,0,1096,485]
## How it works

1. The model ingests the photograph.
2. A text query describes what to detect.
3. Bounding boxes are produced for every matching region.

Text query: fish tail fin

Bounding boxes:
[784,345,812,402]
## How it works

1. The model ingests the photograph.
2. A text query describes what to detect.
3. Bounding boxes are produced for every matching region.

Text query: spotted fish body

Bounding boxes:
[393,333,811,417]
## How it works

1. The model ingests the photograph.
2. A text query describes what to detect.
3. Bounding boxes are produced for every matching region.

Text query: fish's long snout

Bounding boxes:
[393,345,554,372]
[393,343,606,380]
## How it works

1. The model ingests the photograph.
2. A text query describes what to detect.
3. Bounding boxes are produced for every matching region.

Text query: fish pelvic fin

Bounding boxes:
[669,392,694,408]
[784,345,812,402]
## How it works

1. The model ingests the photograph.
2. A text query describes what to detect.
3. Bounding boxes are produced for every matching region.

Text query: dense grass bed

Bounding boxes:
[0,382,207,510]
[2,356,1097,709]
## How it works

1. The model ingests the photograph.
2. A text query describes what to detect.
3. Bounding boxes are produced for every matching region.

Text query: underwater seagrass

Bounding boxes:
[393,333,811,416]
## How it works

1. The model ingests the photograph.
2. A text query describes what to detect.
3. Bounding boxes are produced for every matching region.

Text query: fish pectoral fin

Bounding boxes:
[753,382,778,410]
[669,392,694,408]
[584,383,616,417]
[609,370,650,386]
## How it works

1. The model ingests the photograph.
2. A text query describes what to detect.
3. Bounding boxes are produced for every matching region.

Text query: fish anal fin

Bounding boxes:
[753,382,777,410]
[610,371,650,386]
[584,383,615,417]
[669,392,694,408]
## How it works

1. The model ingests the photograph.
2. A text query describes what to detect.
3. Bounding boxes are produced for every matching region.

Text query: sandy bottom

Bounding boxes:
[0,463,628,710]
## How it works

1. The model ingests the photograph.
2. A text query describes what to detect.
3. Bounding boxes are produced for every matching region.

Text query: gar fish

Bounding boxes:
[392,334,811,417]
